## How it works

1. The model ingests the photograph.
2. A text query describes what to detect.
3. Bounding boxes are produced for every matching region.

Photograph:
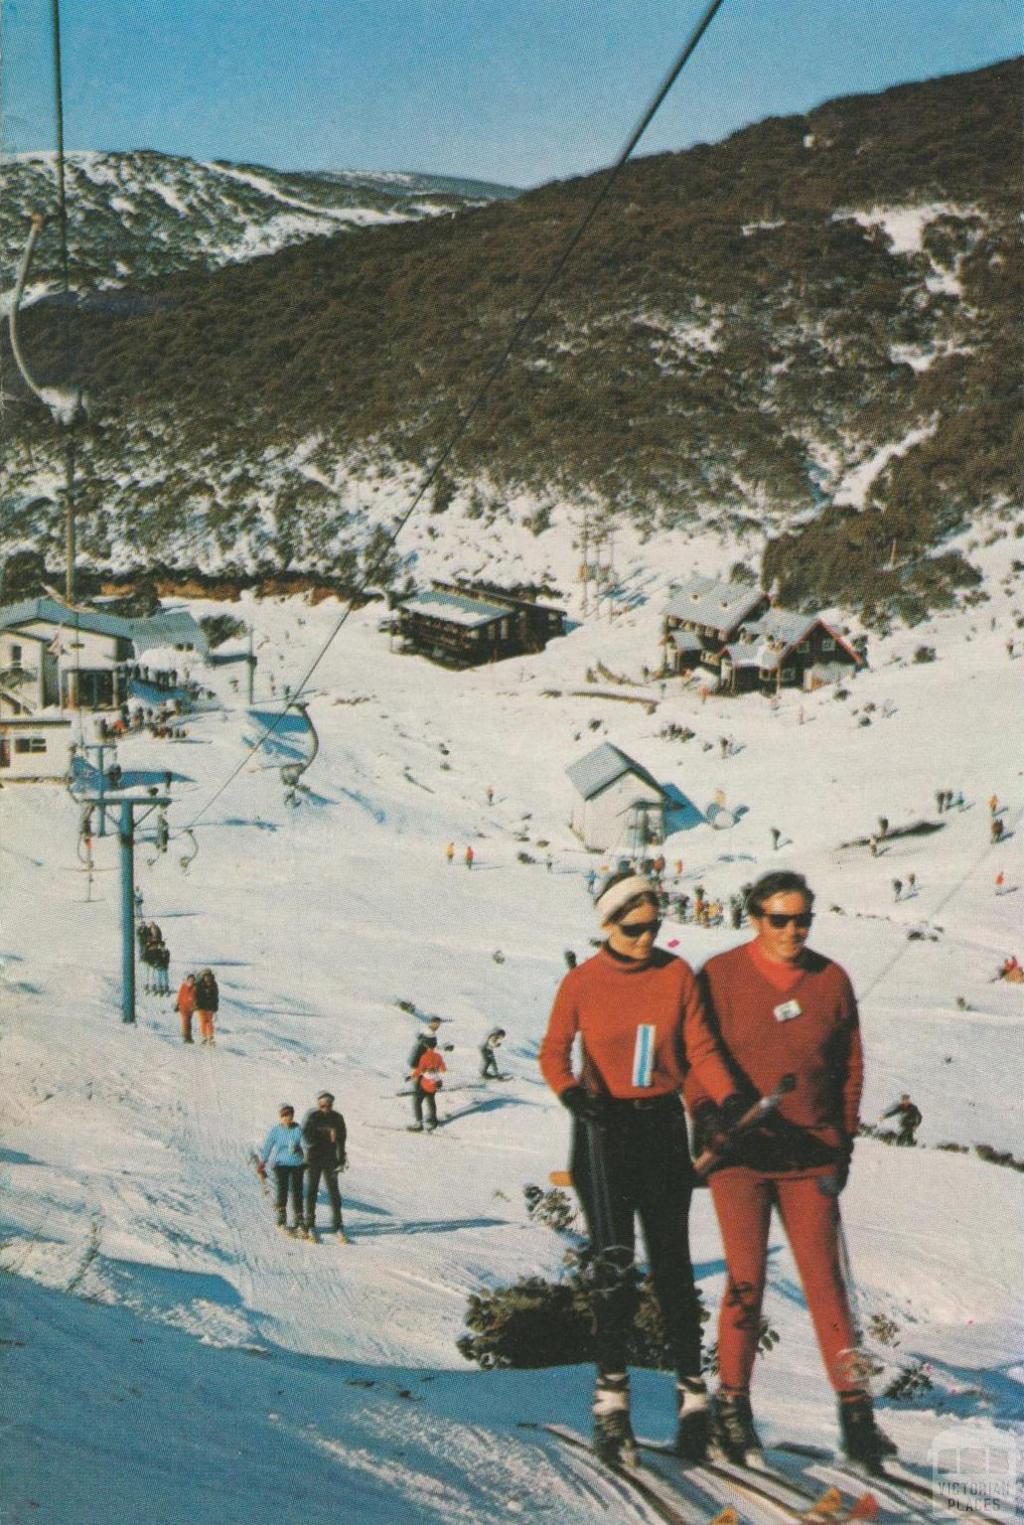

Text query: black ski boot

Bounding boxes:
[675,1376,709,1462]
[712,1391,763,1466]
[838,1392,897,1472]
[592,1373,638,1469]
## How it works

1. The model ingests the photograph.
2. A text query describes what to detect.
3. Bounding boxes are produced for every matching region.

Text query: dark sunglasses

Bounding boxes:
[617,919,661,939]
[759,912,813,929]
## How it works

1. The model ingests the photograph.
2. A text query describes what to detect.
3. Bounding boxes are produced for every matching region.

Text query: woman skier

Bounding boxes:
[540,871,740,1468]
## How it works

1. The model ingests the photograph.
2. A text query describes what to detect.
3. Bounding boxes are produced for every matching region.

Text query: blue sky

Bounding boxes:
[1,0,1019,186]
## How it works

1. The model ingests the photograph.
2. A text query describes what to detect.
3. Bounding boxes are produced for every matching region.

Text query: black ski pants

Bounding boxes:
[571,1096,701,1380]
[273,1165,304,1226]
[413,1086,438,1127]
[304,1163,343,1231]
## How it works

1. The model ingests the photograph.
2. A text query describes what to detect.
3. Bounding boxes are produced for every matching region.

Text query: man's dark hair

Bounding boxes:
[745,871,814,919]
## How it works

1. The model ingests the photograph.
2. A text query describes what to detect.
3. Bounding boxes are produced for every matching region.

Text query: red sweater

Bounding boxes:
[685,940,863,1172]
[540,946,735,1103]
[412,1051,446,1093]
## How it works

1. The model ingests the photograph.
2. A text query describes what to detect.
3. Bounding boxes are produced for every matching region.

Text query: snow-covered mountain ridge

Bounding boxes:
[2,60,1019,623]
[0,148,518,291]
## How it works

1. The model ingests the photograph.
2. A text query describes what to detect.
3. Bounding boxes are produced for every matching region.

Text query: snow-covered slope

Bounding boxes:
[1,537,1021,1521]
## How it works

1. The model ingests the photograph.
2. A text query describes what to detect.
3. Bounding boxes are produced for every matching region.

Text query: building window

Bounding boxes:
[822,637,836,652]
[781,667,794,682]
[10,644,22,663]
[15,736,47,754]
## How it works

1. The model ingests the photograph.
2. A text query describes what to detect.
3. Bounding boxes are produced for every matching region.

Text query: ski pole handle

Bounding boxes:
[692,1073,796,1176]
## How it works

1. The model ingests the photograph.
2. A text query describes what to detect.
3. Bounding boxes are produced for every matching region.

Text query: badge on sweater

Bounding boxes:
[632,1024,657,1087]
[773,999,802,1023]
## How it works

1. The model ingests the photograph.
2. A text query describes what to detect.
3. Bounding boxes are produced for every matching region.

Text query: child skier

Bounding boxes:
[408,1037,446,1131]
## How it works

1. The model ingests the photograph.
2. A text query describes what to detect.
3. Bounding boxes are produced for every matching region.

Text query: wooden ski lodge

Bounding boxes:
[395,580,566,667]
[663,576,863,694]
[0,596,208,718]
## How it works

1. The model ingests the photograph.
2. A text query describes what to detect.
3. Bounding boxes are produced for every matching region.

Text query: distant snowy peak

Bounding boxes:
[0,149,519,289]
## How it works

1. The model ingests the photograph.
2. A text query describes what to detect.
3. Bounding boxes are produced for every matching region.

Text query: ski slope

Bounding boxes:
[1,539,1022,1522]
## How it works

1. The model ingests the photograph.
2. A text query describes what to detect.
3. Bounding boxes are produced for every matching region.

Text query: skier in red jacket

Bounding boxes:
[685,869,895,1471]
[408,1037,446,1132]
[540,871,739,1468]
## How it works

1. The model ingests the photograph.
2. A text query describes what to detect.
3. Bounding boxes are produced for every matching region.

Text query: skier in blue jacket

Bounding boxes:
[259,1104,305,1234]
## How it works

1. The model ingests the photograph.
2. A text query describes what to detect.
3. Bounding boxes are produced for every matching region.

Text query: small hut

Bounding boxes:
[566,742,669,853]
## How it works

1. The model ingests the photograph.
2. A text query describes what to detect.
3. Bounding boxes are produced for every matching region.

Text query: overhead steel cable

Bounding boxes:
[178,0,729,833]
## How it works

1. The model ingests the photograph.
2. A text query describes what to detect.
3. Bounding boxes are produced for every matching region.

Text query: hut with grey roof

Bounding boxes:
[566,742,669,853]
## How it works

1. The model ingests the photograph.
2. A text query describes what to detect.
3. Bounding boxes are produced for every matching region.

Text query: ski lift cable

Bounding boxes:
[175,0,730,837]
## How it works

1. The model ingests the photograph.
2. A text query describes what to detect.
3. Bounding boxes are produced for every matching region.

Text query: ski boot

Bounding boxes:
[407,1122,424,1132]
[592,1373,638,1469]
[336,1231,351,1245]
[838,1392,897,1472]
[711,1391,763,1466]
[675,1376,709,1462]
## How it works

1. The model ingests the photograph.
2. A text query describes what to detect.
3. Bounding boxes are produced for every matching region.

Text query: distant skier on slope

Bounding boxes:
[540,871,740,1469]
[408,1037,446,1132]
[175,971,197,1044]
[407,1016,453,1073]
[258,1103,305,1234]
[194,967,219,1046]
[301,1091,348,1242]
[881,1093,922,1147]
[480,1027,506,1079]
[686,869,897,1472]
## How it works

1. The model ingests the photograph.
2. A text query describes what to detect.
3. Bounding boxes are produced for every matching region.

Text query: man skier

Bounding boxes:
[882,1094,922,1147]
[686,870,896,1471]
[301,1092,349,1242]
[480,1027,506,1079]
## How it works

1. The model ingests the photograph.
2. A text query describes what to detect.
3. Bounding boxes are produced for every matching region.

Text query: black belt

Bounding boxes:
[606,1092,679,1113]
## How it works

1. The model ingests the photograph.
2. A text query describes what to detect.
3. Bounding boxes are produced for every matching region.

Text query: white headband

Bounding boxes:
[595,875,657,925]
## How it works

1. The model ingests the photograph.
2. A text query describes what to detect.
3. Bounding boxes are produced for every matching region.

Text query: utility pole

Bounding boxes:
[246,625,255,704]
[81,791,170,1023]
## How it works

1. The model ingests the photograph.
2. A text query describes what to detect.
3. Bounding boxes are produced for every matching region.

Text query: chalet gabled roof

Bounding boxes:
[566,742,667,802]
[740,610,861,663]
[399,588,508,628]
[664,577,766,632]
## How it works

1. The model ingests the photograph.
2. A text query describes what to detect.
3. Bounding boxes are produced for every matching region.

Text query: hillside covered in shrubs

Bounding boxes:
[2,58,1020,620]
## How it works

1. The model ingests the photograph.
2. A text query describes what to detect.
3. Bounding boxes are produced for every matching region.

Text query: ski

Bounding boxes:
[643,1444,878,1525]
[533,1424,707,1525]
[776,1443,1007,1525]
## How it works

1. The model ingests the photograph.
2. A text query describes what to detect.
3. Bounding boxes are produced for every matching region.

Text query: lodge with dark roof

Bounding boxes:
[395,580,566,667]
[663,575,863,694]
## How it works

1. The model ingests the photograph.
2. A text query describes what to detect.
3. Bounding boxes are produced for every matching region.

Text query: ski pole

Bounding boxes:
[691,1072,797,1176]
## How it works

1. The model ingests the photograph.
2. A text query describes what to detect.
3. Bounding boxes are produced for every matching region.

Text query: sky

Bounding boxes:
[0,0,1020,187]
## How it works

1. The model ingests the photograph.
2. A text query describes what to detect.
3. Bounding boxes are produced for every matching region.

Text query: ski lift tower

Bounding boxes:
[79,789,170,1024]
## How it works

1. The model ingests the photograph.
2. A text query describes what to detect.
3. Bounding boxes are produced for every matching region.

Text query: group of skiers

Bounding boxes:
[445,842,476,868]
[540,867,898,1474]
[257,1091,349,1242]
[174,967,219,1045]
[403,1019,509,1131]
[137,921,171,994]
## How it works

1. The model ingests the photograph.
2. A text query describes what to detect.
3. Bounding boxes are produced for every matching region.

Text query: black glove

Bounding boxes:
[818,1137,852,1197]
[560,1086,610,1125]
[693,1093,745,1151]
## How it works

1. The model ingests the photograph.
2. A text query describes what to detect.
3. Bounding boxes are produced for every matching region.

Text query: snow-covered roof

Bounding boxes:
[566,742,667,802]
[742,610,819,649]
[0,597,208,658]
[670,630,704,652]
[399,589,508,628]
[664,577,766,632]
[723,643,762,667]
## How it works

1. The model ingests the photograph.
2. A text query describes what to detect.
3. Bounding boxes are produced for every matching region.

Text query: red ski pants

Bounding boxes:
[709,1168,858,1393]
